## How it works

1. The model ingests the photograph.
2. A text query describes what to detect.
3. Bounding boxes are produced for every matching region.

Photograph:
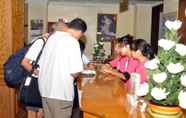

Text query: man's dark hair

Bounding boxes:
[68,18,87,33]
[79,40,85,55]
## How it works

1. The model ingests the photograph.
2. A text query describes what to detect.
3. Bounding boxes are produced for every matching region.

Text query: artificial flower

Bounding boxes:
[153,72,167,84]
[175,44,186,56]
[167,63,184,74]
[144,58,160,70]
[99,42,104,45]
[151,87,169,100]
[180,74,186,87]
[94,44,99,48]
[178,91,186,109]
[158,39,175,50]
[136,82,149,96]
[165,20,182,30]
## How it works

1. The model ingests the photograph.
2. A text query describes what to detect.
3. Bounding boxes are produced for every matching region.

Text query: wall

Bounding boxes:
[26,0,48,42]
[48,1,135,58]
[134,4,152,43]
[163,0,179,13]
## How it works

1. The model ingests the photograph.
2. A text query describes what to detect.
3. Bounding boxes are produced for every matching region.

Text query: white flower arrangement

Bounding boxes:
[180,74,186,87]
[165,20,182,30]
[166,63,184,74]
[158,39,175,51]
[144,58,160,70]
[175,44,186,56]
[153,72,167,84]
[144,20,186,109]
[151,87,169,101]
[93,38,105,61]
[178,91,186,109]
[136,82,149,97]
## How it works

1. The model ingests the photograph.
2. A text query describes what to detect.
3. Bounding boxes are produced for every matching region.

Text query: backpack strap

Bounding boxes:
[30,37,46,74]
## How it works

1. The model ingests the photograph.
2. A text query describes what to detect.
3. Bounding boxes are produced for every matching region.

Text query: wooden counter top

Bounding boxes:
[77,70,186,118]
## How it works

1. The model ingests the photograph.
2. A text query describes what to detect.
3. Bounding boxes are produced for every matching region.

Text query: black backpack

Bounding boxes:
[3,37,45,87]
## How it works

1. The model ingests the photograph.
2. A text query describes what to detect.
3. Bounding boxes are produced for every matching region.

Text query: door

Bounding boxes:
[0,0,24,118]
[178,0,186,44]
[151,4,163,54]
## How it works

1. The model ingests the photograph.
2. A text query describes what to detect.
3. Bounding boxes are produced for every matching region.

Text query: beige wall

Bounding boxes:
[163,0,179,13]
[48,1,135,58]
[27,0,170,58]
[27,0,48,42]
[134,4,152,43]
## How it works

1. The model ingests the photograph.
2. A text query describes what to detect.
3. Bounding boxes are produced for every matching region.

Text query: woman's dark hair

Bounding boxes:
[131,39,154,59]
[117,34,133,47]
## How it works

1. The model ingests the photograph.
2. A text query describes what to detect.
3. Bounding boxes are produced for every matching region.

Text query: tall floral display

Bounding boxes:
[93,38,105,62]
[144,20,186,117]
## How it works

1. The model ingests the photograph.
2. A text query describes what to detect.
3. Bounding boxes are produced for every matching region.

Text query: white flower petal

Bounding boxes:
[151,87,168,100]
[178,91,186,109]
[167,63,184,74]
[175,44,186,56]
[158,39,175,50]
[153,72,167,84]
[144,58,160,70]
[165,20,182,30]
[172,20,182,30]
[165,20,174,30]
[136,82,149,96]
[180,74,186,87]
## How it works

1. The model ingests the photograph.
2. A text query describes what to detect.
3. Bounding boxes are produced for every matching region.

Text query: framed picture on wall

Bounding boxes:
[159,12,177,39]
[30,19,43,39]
[97,13,117,42]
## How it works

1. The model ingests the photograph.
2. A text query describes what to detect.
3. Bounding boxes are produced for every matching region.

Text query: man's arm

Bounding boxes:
[71,72,81,79]
[21,58,39,75]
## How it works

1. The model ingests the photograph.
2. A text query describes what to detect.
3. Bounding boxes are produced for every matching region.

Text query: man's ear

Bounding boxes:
[126,45,130,48]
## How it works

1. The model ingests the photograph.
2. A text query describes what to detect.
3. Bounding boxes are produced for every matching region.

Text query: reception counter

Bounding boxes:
[77,69,186,118]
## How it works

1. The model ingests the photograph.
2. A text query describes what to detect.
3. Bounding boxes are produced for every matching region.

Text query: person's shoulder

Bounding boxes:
[30,37,45,45]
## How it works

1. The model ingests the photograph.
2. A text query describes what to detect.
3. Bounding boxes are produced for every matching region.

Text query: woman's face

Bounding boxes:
[132,50,141,60]
[120,45,131,56]
[114,43,120,55]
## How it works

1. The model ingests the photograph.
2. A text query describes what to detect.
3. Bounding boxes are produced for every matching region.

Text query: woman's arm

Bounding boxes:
[102,67,126,80]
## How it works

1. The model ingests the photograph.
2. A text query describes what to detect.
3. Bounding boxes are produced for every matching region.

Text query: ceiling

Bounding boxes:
[49,0,163,4]
[49,0,120,4]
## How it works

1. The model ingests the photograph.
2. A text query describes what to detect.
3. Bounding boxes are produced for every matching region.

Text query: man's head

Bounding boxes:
[67,18,87,39]
[55,18,69,32]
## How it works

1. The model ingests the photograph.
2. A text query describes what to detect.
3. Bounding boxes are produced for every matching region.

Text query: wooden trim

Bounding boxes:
[151,4,163,54]
[178,0,186,44]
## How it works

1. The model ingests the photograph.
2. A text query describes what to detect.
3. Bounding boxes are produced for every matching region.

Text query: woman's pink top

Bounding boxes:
[109,57,147,89]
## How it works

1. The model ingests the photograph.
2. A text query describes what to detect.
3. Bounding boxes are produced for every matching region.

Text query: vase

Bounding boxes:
[147,102,183,118]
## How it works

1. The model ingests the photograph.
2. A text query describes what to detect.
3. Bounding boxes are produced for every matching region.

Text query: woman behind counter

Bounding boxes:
[103,37,154,90]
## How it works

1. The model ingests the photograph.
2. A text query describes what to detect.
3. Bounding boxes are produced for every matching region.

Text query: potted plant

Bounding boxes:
[93,38,105,62]
[144,20,186,117]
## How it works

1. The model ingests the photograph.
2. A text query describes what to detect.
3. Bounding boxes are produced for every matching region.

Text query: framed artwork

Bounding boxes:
[159,12,177,39]
[30,19,43,39]
[97,14,117,42]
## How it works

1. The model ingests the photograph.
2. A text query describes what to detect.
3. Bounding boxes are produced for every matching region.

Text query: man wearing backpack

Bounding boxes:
[21,18,68,118]
[38,18,87,118]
